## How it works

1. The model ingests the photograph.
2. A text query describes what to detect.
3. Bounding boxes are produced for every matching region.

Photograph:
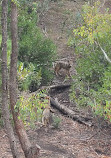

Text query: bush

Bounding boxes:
[52,115,61,129]
[70,1,111,122]
[18,62,42,91]
[18,5,57,88]
[16,91,50,127]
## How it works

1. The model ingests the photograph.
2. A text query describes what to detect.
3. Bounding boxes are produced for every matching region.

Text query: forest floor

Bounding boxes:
[0,0,111,158]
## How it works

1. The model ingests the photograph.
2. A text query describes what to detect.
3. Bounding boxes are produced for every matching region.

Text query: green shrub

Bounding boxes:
[18,5,57,88]
[52,115,61,129]
[16,91,50,127]
[70,1,111,122]
[18,62,42,91]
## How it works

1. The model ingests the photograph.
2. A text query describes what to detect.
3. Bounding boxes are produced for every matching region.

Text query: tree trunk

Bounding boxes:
[1,0,21,157]
[9,2,40,158]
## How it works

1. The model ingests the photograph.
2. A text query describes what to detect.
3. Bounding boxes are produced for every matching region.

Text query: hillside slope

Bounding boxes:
[0,1,111,158]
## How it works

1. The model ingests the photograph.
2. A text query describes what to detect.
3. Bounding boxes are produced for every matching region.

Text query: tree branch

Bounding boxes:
[95,41,111,64]
[50,97,93,127]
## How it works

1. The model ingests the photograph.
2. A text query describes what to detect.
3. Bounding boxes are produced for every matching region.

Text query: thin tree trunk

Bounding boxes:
[9,2,40,157]
[1,0,20,157]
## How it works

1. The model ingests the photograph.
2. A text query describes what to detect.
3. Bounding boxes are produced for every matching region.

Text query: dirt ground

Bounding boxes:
[0,0,111,158]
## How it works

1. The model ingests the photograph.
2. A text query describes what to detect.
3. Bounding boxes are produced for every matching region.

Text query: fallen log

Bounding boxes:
[41,84,71,91]
[49,84,71,90]
[36,84,71,94]
[50,97,93,127]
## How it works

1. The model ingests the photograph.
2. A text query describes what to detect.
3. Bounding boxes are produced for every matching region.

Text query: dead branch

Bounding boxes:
[38,84,71,93]
[49,84,71,90]
[50,97,93,127]
[95,41,111,64]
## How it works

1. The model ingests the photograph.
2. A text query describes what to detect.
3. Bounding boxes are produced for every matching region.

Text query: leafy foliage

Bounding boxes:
[70,1,111,122]
[16,91,50,127]
[18,4,57,88]
[52,115,61,129]
[17,62,42,91]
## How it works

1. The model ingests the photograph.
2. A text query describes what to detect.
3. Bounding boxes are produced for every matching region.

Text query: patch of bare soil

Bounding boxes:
[26,115,111,158]
[1,116,111,158]
[0,129,13,158]
[1,0,111,158]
